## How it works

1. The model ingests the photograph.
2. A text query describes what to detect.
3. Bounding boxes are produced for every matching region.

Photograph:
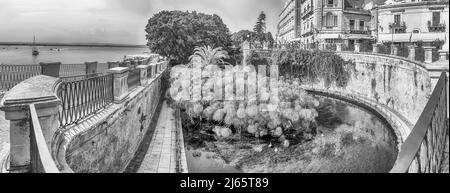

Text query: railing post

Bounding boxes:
[136,65,149,86]
[107,67,129,103]
[85,61,98,75]
[40,62,61,78]
[355,42,361,53]
[408,45,417,61]
[373,44,379,53]
[0,76,61,173]
[107,61,120,69]
[391,44,398,56]
[336,43,342,52]
[423,46,435,64]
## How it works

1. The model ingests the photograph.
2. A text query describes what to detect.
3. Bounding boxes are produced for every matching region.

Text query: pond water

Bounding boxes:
[183,94,399,173]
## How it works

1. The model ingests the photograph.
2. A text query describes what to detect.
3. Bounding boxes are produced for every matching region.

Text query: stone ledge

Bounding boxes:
[0,75,61,107]
[302,86,413,147]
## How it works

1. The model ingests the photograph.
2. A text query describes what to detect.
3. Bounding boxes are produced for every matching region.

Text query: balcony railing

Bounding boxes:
[391,72,448,173]
[29,104,60,173]
[348,29,371,35]
[428,22,446,33]
[57,74,114,128]
[389,22,407,34]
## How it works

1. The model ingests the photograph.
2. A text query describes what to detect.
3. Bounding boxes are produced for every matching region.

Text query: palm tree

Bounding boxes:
[188,46,230,68]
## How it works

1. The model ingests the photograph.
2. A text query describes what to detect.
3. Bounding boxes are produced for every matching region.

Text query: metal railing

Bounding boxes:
[0,64,41,91]
[29,104,60,173]
[57,74,114,128]
[1,63,112,93]
[391,72,448,173]
[127,68,141,89]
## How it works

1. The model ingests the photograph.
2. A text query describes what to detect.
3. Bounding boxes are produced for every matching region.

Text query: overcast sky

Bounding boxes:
[0,0,285,45]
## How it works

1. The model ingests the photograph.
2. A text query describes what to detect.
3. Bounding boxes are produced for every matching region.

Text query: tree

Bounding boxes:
[231,30,257,47]
[253,11,267,36]
[188,46,229,68]
[145,11,232,64]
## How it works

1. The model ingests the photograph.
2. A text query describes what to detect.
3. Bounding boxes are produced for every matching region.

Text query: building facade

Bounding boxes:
[277,0,302,43]
[299,0,373,50]
[372,0,449,52]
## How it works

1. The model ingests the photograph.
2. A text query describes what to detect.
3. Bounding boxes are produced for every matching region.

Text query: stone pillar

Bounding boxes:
[136,65,149,86]
[423,46,434,64]
[107,61,120,69]
[242,41,250,66]
[408,45,417,61]
[107,67,129,103]
[0,76,61,173]
[40,62,61,78]
[85,61,98,75]
[148,64,155,78]
[336,43,342,52]
[391,44,398,56]
[373,44,379,53]
[355,42,361,53]
[427,53,449,119]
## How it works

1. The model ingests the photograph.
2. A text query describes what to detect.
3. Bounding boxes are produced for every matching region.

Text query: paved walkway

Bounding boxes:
[136,101,179,173]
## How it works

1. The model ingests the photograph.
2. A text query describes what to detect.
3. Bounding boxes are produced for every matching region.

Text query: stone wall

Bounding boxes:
[55,67,168,173]
[310,52,432,128]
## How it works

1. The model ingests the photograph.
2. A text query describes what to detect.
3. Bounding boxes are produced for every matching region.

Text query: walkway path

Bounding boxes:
[136,101,179,173]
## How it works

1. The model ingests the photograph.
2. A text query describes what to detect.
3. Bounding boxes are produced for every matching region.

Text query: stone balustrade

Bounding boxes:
[0,58,169,173]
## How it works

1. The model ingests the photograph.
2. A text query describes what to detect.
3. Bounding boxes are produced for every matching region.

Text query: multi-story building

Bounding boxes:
[299,0,373,50]
[277,0,302,43]
[372,0,449,51]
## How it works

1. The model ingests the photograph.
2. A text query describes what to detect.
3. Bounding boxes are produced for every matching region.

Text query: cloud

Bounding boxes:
[0,0,285,44]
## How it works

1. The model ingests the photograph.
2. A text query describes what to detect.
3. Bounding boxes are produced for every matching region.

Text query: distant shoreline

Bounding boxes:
[0,42,147,48]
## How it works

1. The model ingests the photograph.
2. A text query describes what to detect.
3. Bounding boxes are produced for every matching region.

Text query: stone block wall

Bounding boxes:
[318,52,432,127]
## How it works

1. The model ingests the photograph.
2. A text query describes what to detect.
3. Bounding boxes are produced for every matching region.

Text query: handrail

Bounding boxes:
[29,104,60,173]
[390,72,448,173]
[58,73,114,128]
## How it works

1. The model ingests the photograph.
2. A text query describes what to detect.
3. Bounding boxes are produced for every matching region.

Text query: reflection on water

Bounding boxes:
[183,95,398,173]
[185,150,242,173]
[0,46,149,64]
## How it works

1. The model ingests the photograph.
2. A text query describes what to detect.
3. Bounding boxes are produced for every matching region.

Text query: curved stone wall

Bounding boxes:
[55,70,167,173]
[304,52,432,142]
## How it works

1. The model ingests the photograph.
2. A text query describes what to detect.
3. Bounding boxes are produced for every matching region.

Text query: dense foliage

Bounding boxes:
[145,11,232,64]
[253,11,266,36]
[246,48,356,87]
[169,47,324,145]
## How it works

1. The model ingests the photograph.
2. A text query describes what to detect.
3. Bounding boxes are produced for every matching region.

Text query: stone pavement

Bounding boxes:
[0,111,10,172]
[136,101,179,173]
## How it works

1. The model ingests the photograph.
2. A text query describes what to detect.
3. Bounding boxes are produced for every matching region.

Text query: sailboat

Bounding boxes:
[32,36,39,56]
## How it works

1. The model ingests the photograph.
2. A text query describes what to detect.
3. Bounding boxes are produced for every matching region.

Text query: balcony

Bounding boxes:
[301,6,313,20]
[325,4,338,8]
[348,29,370,35]
[428,21,446,33]
[389,22,407,34]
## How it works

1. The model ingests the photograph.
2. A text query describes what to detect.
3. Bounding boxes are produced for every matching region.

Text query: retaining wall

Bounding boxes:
[55,70,167,173]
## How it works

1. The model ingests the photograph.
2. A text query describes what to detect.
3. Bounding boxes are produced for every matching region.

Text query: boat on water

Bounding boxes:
[32,36,39,56]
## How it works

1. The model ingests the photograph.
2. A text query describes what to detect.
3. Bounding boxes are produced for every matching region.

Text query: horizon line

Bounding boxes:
[0,42,148,48]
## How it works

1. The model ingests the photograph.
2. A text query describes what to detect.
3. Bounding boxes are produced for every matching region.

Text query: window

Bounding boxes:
[349,20,355,30]
[394,14,401,24]
[324,12,337,27]
[328,0,334,6]
[359,21,365,30]
[432,12,440,26]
